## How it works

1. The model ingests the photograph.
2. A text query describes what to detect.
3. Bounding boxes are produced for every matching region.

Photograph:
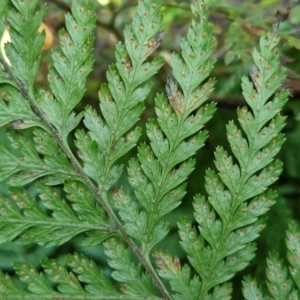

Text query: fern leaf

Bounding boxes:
[5,0,45,88]
[0,253,121,299]
[0,129,80,185]
[266,252,294,300]
[120,0,216,258]
[153,250,201,300]
[0,0,45,129]
[0,181,112,246]
[287,223,300,291]
[0,0,297,300]
[242,276,267,300]
[38,0,96,139]
[78,0,164,190]
[0,0,170,298]
[173,13,288,300]
[243,224,300,300]
[0,0,97,185]
[104,238,160,299]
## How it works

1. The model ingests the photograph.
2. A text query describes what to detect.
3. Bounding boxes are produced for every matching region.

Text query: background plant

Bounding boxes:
[0,0,299,299]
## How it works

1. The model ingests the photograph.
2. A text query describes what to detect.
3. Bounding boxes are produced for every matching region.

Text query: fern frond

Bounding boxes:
[242,276,267,300]
[0,0,45,129]
[5,0,45,88]
[0,0,171,298]
[104,238,160,299]
[104,1,216,297]
[243,250,299,300]
[287,223,300,291]
[78,0,164,191]
[0,253,127,299]
[266,252,295,299]
[158,13,289,300]
[243,223,300,299]
[0,0,96,184]
[153,250,201,300]
[0,129,79,186]
[0,0,298,300]
[0,181,113,246]
[37,0,96,140]
[118,0,216,256]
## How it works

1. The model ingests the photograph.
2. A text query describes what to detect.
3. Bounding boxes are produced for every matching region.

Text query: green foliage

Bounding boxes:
[0,180,112,246]
[116,1,216,257]
[0,253,120,299]
[154,15,289,300]
[0,0,299,300]
[242,251,299,300]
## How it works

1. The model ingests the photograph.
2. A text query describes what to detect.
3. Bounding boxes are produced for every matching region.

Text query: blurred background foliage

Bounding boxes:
[1,0,300,297]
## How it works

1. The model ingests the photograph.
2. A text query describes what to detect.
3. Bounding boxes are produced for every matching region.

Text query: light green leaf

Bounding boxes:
[242,276,267,300]
[126,0,216,256]
[287,223,300,291]
[0,183,111,246]
[266,252,294,299]
[153,251,201,300]
[104,238,158,298]
[179,14,288,299]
